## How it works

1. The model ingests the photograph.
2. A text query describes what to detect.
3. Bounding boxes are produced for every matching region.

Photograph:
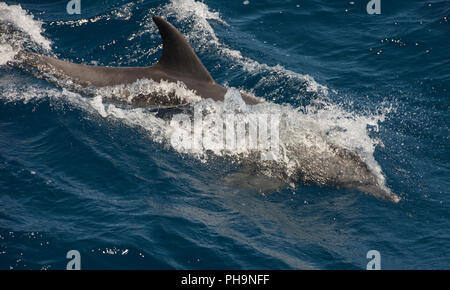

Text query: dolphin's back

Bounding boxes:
[27,53,156,87]
[14,16,261,106]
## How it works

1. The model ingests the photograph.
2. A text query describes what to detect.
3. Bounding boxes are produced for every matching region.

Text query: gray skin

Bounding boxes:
[18,16,260,107]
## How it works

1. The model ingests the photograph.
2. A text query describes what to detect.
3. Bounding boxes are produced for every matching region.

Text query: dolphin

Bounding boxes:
[12,16,261,107]
[4,16,400,203]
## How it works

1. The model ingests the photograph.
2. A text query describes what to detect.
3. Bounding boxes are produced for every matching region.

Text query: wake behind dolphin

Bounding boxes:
[1,13,400,203]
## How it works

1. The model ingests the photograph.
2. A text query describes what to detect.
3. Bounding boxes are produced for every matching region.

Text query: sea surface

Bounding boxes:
[0,0,449,269]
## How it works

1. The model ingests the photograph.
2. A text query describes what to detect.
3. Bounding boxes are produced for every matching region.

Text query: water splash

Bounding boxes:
[93,78,202,106]
[0,2,51,51]
[0,2,52,68]
[0,43,15,65]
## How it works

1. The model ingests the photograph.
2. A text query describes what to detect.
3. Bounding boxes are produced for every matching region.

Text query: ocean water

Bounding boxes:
[0,0,449,270]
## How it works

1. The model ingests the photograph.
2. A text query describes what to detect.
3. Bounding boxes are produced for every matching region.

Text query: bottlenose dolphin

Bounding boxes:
[13,16,260,107]
[3,16,400,203]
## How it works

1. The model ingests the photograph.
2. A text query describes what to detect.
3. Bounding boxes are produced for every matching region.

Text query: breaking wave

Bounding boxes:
[0,2,51,65]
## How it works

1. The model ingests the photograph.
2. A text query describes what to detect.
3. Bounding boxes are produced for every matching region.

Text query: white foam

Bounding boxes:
[0,84,60,104]
[0,43,16,65]
[131,88,388,188]
[0,2,52,51]
[0,78,393,191]
[94,78,202,105]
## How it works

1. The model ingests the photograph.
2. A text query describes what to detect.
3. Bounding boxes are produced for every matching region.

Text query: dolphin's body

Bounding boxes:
[16,16,260,107]
[4,16,400,203]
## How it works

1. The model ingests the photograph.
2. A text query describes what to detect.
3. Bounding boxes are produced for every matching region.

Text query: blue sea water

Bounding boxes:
[0,0,449,270]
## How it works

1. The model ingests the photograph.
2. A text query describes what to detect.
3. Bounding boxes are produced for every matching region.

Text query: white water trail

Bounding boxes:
[0,2,51,48]
[0,2,52,66]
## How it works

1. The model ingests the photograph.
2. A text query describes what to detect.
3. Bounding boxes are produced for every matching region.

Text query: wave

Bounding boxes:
[0,2,51,65]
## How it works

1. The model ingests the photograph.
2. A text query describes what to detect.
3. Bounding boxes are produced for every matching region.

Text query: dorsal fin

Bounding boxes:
[152,16,214,83]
